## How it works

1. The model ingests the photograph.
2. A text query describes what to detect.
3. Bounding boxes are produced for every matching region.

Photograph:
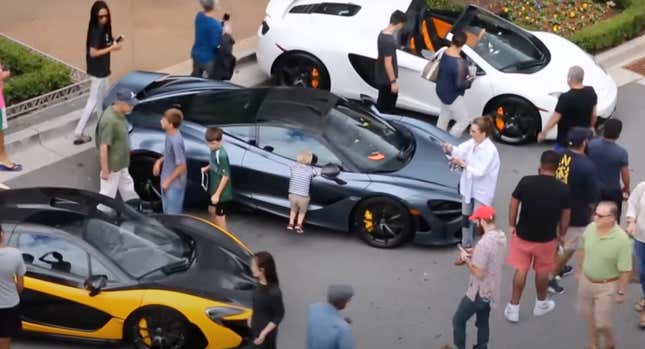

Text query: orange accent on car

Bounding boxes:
[433,18,453,38]
[367,152,385,161]
[409,208,422,216]
[409,37,417,53]
[420,19,434,52]
[311,68,320,88]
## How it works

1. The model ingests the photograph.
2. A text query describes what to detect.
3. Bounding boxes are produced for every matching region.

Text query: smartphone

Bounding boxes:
[201,171,208,192]
[115,35,124,43]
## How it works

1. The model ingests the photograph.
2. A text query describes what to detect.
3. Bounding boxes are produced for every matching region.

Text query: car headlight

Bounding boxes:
[206,306,245,324]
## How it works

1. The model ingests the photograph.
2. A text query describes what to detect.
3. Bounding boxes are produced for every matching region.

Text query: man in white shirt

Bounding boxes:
[0,225,26,349]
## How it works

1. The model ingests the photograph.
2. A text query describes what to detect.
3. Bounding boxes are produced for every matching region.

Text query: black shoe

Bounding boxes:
[548,279,565,295]
[558,265,574,278]
[73,134,92,145]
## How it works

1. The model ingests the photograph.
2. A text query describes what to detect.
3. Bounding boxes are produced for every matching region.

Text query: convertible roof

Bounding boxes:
[258,87,339,131]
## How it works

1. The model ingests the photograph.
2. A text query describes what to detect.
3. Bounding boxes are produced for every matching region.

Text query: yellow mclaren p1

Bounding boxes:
[0,187,256,349]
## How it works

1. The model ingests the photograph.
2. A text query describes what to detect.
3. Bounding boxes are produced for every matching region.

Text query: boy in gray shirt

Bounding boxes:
[0,225,26,345]
[153,108,187,214]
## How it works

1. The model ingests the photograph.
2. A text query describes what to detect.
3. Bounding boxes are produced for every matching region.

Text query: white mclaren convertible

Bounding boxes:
[257,0,618,144]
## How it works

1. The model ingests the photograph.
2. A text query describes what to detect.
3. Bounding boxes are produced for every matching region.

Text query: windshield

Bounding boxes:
[83,217,192,279]
[322,102,413,173]
[454,8,548,72]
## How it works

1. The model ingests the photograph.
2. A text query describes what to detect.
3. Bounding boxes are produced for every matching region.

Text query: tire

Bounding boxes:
[353,197,412,248]
[274,52,331,90]
[125,306,190,349]
[129,154,162,212]
[488,96,541,145]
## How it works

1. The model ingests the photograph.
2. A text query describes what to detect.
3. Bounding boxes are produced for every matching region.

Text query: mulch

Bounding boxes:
[625,56,645,76]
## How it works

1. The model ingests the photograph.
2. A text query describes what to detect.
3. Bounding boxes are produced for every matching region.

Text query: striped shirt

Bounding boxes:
[289,164,318,197]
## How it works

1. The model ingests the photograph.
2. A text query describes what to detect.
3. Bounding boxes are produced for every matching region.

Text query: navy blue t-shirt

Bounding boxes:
[587,138,628,194]
[555,150,601,226]
[435,54,468,105]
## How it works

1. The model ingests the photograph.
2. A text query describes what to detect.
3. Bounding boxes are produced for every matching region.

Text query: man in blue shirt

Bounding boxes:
[587,119,630,220]
[307,285,355,349]
[191,0,222,79]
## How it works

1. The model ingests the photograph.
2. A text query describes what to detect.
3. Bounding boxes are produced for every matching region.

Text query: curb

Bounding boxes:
[595,34,645,69]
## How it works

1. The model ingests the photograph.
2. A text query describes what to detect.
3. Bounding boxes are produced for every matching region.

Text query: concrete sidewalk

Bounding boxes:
[2,34,645,185]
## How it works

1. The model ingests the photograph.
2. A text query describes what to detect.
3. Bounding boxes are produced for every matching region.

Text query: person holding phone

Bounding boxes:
[0,62,20,172]
[73,1,123,145]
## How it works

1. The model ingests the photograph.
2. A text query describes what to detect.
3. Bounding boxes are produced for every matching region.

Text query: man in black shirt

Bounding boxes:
[375,10,406,114]
[550,127,601,294]
[504,150,571,323]
[538,66,598,152]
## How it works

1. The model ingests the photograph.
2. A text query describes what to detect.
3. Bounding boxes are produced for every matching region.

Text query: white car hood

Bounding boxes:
[531,31,616,104]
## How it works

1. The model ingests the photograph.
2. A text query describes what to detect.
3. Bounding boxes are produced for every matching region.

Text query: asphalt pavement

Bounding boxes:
[8,82,645,349]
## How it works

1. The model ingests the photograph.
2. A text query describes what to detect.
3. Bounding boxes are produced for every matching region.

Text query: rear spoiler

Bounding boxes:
[102,71,169,110]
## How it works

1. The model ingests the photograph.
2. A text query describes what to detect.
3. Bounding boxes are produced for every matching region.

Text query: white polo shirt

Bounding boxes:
[453,137,500,205]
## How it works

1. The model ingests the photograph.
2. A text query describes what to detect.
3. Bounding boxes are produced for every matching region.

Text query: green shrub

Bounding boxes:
[571,0,645,52]
[0,36,72,106]
[426,0,465,12]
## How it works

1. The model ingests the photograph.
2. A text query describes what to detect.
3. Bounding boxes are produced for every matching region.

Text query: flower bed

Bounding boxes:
[500,0,618,37]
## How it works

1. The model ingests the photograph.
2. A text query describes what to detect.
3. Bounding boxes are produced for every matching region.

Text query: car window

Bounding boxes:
[222,125,255,143]
[18,232,89,279]
[257,126,341,166]
[185,91,262,126]
[90,257,117,282]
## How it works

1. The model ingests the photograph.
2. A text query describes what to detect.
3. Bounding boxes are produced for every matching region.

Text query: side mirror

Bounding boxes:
[85,275,108,297]
[321,164,341,178]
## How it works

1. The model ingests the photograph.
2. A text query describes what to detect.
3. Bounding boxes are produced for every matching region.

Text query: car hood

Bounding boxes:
[530,32,617,104]
[386,117,459,190]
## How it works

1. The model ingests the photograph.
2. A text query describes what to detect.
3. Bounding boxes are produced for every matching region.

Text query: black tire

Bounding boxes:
[274,53,331,90]
[488,96,541,145]
[353,197,412,248]
[129,155,162,212]
[125,306,190,349]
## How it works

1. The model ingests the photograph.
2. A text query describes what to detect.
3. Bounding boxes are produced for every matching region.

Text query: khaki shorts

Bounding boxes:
[289,193,310,213]
[564,226,586,251]
[577,275,617,329]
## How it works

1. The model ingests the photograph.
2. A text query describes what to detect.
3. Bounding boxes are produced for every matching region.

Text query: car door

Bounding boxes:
[396,49,444,115]
[183,90,265,205]
[14,225,143,340]
[242,124,370,231]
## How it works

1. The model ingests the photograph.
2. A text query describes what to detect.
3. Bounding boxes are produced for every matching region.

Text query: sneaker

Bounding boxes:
[548,279,565,295]
[533,298,556,317]
[73,134,92,145]
[558,265,574,278]
[504,303,519,323]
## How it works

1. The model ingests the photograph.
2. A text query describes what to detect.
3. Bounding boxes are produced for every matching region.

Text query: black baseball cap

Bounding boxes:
[115,88,139,107]
[568,126,592,147]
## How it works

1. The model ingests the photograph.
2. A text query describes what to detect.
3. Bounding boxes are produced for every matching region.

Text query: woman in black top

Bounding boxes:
[248,251,284,349]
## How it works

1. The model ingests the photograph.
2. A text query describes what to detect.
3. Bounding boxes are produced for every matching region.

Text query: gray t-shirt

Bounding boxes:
[161,132,187,190]
[0,246,26,308]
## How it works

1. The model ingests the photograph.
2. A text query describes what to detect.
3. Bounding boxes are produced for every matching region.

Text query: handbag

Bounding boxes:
[421,49,444,82]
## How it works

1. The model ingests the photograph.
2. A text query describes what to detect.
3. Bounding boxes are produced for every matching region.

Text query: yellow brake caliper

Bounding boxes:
[363,210,374,233]
[138,318,152,346]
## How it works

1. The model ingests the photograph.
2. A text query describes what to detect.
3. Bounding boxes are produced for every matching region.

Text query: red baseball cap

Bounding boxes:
[469,206,496,221]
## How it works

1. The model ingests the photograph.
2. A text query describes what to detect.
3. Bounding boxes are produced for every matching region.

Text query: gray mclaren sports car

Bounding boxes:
[107,71,462,248]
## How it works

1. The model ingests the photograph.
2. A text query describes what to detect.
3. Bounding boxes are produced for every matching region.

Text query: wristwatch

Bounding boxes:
[390,79,397,84]
[617,290,625,296]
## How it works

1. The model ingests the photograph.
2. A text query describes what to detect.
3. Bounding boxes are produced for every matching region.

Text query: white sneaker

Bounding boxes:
[533,298,556,317]
[504,303,520,323]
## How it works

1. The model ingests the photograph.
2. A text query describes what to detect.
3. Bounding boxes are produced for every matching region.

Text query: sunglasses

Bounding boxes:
[593,212,613,218]
[98,14,109,19]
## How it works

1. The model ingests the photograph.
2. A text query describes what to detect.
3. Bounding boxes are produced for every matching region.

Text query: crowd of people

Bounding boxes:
[2,3,645,349]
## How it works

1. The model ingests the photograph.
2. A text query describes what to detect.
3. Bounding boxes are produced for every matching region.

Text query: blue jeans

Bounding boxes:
[634,239,645,297]
[452,294,491,349]
[161,185,185,214]
[461,199,483,248]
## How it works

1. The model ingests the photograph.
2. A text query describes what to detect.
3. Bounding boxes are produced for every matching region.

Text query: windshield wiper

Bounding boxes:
[138,258,191,279]
[499,59,543,72]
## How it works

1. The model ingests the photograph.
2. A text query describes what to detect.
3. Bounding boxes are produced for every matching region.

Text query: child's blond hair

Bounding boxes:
[297,151,313,165]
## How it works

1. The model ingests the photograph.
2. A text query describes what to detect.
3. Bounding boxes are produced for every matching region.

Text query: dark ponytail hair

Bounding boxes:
[87,1,113,49]
[254,251,279,286]
[471,115,495,137]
